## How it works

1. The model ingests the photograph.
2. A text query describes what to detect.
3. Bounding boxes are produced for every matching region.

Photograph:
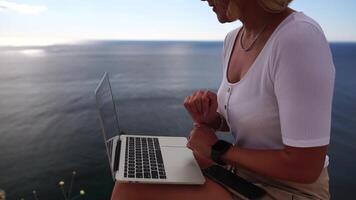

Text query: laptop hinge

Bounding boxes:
[113,140,121,172]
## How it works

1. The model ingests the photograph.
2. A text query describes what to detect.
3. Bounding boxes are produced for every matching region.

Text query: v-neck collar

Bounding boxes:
[225,12,298,86]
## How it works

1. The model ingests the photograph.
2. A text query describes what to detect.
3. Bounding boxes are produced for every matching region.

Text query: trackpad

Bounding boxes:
[159,137,187,147]
[161,146,205,184]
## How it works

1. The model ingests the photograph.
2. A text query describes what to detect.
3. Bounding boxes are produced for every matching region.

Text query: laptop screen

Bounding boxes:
[95,72,120,166]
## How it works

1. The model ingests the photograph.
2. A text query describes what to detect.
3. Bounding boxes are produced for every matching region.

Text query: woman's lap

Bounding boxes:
[111,168,330,200]
[111,176,233,200]
[232,168,330,200]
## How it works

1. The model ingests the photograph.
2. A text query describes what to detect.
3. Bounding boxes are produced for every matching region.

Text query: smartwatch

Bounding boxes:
[211,140,232,165]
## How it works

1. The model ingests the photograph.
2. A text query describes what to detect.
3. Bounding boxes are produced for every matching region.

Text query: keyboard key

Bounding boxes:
[159,175,166,179]
[144,173,151,178]
[156,150,163,163]
[136,173,143,178]
[151,171,158,179]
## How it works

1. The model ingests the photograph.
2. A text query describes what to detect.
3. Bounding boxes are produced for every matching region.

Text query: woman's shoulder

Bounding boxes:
[223,27,241,52]
[224,27,240,43]
[273,12,328,48]
[287,12,323,30]
[269,12,335,81]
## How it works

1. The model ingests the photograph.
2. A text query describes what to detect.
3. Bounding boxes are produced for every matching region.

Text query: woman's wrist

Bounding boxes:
[193,112,223,131]
[221,145,236,166]
[208,112,224,131]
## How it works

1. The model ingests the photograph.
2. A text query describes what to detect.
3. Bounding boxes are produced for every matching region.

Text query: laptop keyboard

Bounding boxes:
[124,137,166,179]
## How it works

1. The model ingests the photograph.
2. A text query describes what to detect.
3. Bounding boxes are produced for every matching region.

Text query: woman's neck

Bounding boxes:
[239,2,275,38]
[239,2,295,39]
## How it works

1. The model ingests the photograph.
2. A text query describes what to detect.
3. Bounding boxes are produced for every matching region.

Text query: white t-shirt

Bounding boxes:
[217,12,335,166]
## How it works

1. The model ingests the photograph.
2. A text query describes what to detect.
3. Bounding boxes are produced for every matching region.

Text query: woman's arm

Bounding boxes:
[222,145,327,184]
[221,21,333,184]
[187,126,327,184]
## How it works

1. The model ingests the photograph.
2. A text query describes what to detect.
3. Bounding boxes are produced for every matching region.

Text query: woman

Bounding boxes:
[111,0,335,199]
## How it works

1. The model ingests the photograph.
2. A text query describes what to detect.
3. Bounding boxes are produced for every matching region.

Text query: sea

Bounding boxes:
[0,41,355,199]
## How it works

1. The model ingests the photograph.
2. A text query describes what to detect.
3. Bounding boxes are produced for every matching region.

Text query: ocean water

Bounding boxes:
[0,41,355,199]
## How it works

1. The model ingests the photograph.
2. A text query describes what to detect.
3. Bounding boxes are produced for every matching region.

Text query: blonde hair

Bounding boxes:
[259,0,293,13]
[226,0,293,21]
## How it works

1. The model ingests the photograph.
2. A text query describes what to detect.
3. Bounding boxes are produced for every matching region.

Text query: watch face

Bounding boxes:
[213,140,230,151]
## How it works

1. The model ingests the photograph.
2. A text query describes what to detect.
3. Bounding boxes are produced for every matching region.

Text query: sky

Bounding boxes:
[0,0,356,46]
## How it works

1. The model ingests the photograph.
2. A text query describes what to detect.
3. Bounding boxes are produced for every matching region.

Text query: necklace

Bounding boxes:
[240,22,269,52]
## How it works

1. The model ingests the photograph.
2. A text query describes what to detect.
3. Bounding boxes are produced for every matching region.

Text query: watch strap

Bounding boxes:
[211,140,232,165]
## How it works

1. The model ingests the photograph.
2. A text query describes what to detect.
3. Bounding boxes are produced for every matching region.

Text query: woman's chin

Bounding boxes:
[217,16,235,23]
[216,15,229,23]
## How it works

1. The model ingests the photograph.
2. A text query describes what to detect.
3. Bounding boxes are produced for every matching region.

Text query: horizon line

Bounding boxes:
[1,38,355,48]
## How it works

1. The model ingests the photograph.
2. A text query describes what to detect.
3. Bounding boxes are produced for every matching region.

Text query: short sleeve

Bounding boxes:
[271,22,335,147]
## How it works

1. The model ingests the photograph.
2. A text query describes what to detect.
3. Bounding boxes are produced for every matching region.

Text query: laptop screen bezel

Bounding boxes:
[95,72,122,179]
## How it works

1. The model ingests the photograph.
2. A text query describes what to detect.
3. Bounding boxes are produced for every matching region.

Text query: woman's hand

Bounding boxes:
[187,126,218,160]
[183,90,219,125]
[192,150,215,169]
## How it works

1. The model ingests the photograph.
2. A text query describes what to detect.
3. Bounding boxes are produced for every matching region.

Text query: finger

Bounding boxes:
[186,141,192,149]
[206,91,217,100]
[183,96,190,108]
[185,96,196,113]
[202,91,210,116]
[187,141,195,150]
[188,95,199,114]
[206,91,218,112]
[184,96,193,113]
[207,91,217,105]
[198,90,205,113]
[193,91,203,114]
[188,129,195,140]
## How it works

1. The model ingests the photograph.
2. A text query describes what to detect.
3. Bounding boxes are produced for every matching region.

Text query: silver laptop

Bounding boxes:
[95,72,205,185]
